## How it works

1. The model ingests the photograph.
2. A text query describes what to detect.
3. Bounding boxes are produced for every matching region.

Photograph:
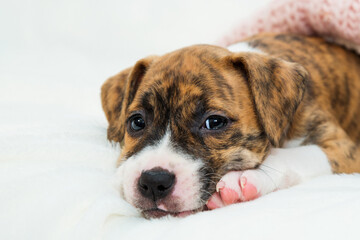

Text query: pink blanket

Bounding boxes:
[218,0,360,54]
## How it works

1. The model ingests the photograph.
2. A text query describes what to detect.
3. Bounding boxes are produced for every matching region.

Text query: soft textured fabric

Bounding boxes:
[218,0,360,53]
[1,0,360,240]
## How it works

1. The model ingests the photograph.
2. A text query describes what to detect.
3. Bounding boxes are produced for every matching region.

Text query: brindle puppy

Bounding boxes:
[101,33,360,218]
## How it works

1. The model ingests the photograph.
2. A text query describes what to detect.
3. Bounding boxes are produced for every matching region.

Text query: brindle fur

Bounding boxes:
[246,33,360,173]
[101,33,360,200]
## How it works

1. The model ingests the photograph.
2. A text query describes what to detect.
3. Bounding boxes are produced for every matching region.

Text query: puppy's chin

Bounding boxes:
[133,194,206,219]
[142,206,205,219]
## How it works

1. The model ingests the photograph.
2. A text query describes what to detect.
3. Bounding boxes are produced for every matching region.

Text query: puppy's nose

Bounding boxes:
[138,169,175,201]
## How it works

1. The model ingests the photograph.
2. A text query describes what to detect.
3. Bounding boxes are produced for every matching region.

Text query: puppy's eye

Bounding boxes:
[130,115,145,131]
[203,115,227,130]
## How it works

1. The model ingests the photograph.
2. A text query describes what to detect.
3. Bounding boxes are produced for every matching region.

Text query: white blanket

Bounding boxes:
[1,0,360,239]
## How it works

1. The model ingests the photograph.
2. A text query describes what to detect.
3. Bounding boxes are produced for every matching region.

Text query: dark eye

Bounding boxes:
[203,115,228,130]
[130,115,145,131]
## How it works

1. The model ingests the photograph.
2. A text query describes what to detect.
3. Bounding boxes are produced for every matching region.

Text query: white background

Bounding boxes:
[1,0,360,240]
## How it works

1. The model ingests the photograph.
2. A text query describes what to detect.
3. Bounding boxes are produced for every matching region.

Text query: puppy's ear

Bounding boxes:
[101,56,157,143]
[226,52,308,147]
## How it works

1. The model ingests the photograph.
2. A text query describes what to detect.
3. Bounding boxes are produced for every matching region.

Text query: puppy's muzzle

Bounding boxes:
[138,168,175,201]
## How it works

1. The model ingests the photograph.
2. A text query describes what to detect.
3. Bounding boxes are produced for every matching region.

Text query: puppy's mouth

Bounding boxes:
[142,206,205,219]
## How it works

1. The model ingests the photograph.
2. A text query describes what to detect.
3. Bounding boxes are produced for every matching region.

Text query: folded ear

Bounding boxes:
[226,52,308,147]
[101,56,157,143]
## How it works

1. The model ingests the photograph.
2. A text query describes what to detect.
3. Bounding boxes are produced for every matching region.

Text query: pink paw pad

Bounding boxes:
[240,176,259,201]
[206,171,262,210]
[206,192,224,210]
[219,186,239,205]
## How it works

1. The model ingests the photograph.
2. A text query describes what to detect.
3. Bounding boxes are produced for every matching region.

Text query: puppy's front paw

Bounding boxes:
[206,170,274,210]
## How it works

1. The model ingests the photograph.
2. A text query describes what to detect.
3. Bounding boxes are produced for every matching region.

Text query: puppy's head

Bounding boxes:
[101,44,307,218]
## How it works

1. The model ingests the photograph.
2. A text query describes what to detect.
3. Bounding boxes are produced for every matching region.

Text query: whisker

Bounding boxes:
[260,164,283,174]
[202,174,223,180]
[258,168,278,189]
[200,189,212,196]
[199,170,223,180]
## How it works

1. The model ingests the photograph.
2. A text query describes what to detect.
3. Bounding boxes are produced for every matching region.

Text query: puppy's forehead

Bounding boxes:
[144,45,230,84]
[150,44,229,71]
[133,45,236,111]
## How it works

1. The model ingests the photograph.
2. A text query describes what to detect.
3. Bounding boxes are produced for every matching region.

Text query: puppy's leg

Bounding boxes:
[304,119,360,174]
[207,114,360,210]
[207,145,331,209]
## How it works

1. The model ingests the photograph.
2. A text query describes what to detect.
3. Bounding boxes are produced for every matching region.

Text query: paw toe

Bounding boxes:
[207,170,264,210]
[220,187,239,205]
[240,176,259,201]
[206,192,224,210]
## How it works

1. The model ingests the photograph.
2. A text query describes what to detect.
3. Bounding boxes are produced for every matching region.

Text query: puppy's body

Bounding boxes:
[101,33,360,218]
[244,33,360,173]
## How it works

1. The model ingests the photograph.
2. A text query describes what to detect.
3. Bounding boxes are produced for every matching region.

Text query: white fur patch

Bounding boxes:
[114,131,204,211]
[259,145,332,192]
[283,138,306,148]
[217,144,332,201]
[227,42,263,54]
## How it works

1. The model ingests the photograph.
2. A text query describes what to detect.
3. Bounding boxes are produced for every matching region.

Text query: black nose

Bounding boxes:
[138,168,175,201]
